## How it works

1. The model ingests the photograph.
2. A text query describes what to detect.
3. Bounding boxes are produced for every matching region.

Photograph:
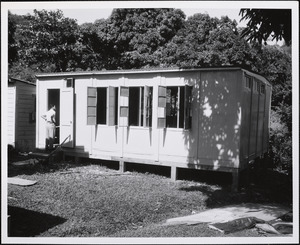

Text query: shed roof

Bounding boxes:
[35,66,271,86]
[8,77,36,86]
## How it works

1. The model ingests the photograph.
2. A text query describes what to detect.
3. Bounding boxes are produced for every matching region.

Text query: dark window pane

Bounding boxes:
[148,87,153,127]
[179,86,185,128]
[129,87,140,126]
[97,87,107,124]
[140,87,144,126]
[166,87,178,128]
[115,87,119,125]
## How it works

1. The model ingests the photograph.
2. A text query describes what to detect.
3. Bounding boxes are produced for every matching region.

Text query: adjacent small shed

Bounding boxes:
[35,67,271,189]
[8,78,36,152]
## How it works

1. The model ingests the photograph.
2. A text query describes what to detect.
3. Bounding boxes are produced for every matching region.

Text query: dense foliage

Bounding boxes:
[239,9,292,46]
[8,9,292,173]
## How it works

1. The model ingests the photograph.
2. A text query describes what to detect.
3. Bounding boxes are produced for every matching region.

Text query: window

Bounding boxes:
[158,85,192,129]
[97,87,107,124]
[119,86,153,127]
[129,87,142,126]
[166,86,183,128]
[253,80,259,92]
[66,78,74,88]
[87,87,118,126]
[245,76,252,89]
[256,82,261,93]
[260,84,265,94]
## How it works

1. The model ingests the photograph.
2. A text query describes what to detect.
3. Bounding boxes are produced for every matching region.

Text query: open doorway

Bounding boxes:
[48,89,60,144]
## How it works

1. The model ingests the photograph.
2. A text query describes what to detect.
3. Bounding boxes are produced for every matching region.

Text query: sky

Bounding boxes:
[7,2,249,26]
[4,0,298,46]
[9,8,247,26]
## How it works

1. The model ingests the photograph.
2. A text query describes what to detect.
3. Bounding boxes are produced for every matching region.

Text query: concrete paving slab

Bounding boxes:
[8,177,37,186]
[164,203,291,226]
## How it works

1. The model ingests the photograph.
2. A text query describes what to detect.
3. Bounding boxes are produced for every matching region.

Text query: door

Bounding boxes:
[48,89,60,144]
[60,88,74,148]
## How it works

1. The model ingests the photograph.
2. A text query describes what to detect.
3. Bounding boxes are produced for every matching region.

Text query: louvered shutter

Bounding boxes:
[119,86,129,127]
[108,86,116,126]
[157,86,166,128]
[87,87,97,125]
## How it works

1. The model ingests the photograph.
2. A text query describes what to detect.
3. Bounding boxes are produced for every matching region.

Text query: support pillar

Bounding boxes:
[62,152,66,161]
[119,160,126,173]
[171,166,178,181]
[75,156,80,164]
[231,169,240,192]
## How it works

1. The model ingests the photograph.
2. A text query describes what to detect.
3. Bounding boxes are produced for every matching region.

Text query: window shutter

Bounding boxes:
[119,86,129,127]
[144,86,151,127]
[157,86,166,128]
[87,87,97,125]
[184,85,192,129]
[108,86,116,126]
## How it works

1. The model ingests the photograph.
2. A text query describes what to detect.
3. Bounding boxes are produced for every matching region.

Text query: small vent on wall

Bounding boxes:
[65,78,74,88]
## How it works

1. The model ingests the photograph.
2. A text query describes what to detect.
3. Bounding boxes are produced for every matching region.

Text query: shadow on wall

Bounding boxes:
[8,205,67,237]
[184,71,241,171]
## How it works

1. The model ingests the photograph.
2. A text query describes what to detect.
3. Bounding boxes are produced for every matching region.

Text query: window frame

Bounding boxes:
[87,86,118,126]
[253,80,259,93]
[96,87,107,125]
[128,86,153,127]
[158,85,192,129]
[245,76,252,90]
[260,83,266,94]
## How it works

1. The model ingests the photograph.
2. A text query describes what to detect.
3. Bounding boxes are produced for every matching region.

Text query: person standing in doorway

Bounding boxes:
[41,104,56,151]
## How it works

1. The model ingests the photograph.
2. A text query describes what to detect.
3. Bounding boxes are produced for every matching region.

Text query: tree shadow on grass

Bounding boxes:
[178,167,292,208]
[8,205,67,237]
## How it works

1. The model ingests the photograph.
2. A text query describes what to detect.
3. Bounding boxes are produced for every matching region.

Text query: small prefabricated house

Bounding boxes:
[36,67,271,188]
[8,78,36,152]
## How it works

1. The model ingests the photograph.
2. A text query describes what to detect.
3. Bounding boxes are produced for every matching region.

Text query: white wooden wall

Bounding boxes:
[7,86,16,147]
[36,69,270,171]
[8,82,36,151]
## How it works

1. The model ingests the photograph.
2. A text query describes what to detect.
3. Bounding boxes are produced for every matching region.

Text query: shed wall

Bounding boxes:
[36,68,270,172]
[194,70,242,169]
[7,86,16,147]
[15,82,36,151]
[240,72,272,166]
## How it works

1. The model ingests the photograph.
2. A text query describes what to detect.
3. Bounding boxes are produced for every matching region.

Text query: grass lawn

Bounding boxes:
[7,157,292,238]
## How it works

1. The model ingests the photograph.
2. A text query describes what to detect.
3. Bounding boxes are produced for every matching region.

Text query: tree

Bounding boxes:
[8,11,19,66]
[239,9,292,45]
[203,16,258,69]
[98,8,186,69]
[158,13,257,69]
[157,13,219,68]
[252,44,292,174]
[78,21,106,70]
[16,9,81,72]
[254,45,292,130]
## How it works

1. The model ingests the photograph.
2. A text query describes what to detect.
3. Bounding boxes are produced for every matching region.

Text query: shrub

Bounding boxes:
[269,110,292,174]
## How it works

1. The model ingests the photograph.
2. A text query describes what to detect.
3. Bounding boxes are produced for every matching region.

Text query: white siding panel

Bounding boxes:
[7,87,16,147]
